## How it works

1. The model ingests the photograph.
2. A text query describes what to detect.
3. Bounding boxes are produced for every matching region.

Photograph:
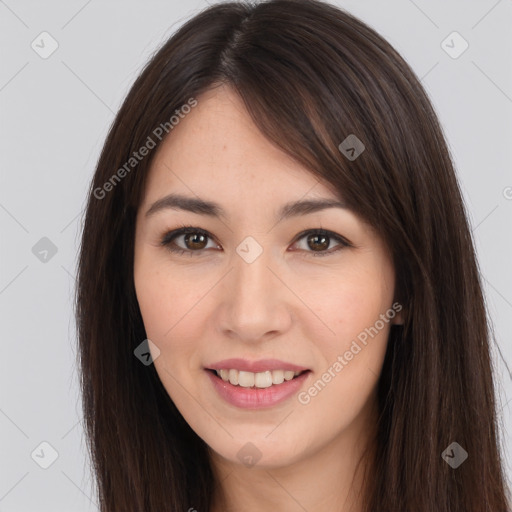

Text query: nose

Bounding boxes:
[216,247,293,343]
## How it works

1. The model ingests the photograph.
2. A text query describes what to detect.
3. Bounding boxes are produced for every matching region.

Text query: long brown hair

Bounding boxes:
[75,0,510,510]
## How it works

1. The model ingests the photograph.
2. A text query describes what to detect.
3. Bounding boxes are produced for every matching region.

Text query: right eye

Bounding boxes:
[160,225,219,256]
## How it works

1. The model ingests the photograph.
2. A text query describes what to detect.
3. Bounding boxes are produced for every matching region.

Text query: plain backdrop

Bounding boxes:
[1,0,511,510]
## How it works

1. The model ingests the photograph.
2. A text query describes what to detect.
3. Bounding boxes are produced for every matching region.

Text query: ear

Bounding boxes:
[391,309,404,325]
[390,300,405,326]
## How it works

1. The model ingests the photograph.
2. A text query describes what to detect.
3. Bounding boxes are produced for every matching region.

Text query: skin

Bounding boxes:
[133,84,403,512]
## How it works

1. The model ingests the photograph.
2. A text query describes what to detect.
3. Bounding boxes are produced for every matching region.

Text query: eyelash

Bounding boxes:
[159,224,351,258]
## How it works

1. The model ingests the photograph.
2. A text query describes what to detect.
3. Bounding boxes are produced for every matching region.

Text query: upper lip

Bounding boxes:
[206,358,309,373]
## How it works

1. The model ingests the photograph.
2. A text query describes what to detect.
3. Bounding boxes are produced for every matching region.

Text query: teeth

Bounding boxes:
[238,371,255,388]
[214,368,302,388]
[228,369,238,386]
[284,370,295,381]
[272,369,284,385]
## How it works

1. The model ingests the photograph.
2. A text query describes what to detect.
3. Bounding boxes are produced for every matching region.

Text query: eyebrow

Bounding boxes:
[144,193,348,222]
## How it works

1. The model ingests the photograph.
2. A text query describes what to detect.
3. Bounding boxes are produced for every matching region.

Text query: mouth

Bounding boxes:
[205,367,312,409]
[206,368,311,389]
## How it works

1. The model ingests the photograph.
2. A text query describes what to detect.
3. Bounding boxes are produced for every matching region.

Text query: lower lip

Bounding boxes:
[206,369,311,409]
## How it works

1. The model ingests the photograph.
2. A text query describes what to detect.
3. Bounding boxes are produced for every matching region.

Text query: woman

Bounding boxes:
[75,0,510,510]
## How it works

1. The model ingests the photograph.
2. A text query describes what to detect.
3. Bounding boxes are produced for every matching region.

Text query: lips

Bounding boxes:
[206,366,311,409]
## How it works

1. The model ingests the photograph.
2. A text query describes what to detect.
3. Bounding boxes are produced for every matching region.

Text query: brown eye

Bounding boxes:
[183,232,208,250]
[292,229,350,258]
[160,226,218,256]
[306,233,329,252]
[160,226,350,258]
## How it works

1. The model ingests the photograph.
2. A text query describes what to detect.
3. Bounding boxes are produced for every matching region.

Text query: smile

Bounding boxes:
[214,368,304,388]
[206,368,311,409]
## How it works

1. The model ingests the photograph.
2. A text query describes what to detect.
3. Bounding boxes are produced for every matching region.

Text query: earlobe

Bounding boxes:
[390,299,405,326]
[391,310,404,325]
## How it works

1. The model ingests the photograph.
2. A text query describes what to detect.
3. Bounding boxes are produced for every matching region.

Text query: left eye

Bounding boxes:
[292,229,350,256]
[160,226,351,258]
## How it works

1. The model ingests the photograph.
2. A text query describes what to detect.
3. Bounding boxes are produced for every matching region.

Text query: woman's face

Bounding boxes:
[133,85,401,469]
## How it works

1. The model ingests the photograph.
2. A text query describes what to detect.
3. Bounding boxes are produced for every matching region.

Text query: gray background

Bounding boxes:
[1,0,511,510]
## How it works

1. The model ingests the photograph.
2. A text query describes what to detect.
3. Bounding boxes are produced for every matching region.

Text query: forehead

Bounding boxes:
[142,85,341,207]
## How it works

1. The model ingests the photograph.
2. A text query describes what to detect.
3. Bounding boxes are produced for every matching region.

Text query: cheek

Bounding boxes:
[134,264,217,433]
[298,260,394,405]
[133,259,212,376]
[298,297,391,432]
[304,264,393,349]
[134,250,194,338]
